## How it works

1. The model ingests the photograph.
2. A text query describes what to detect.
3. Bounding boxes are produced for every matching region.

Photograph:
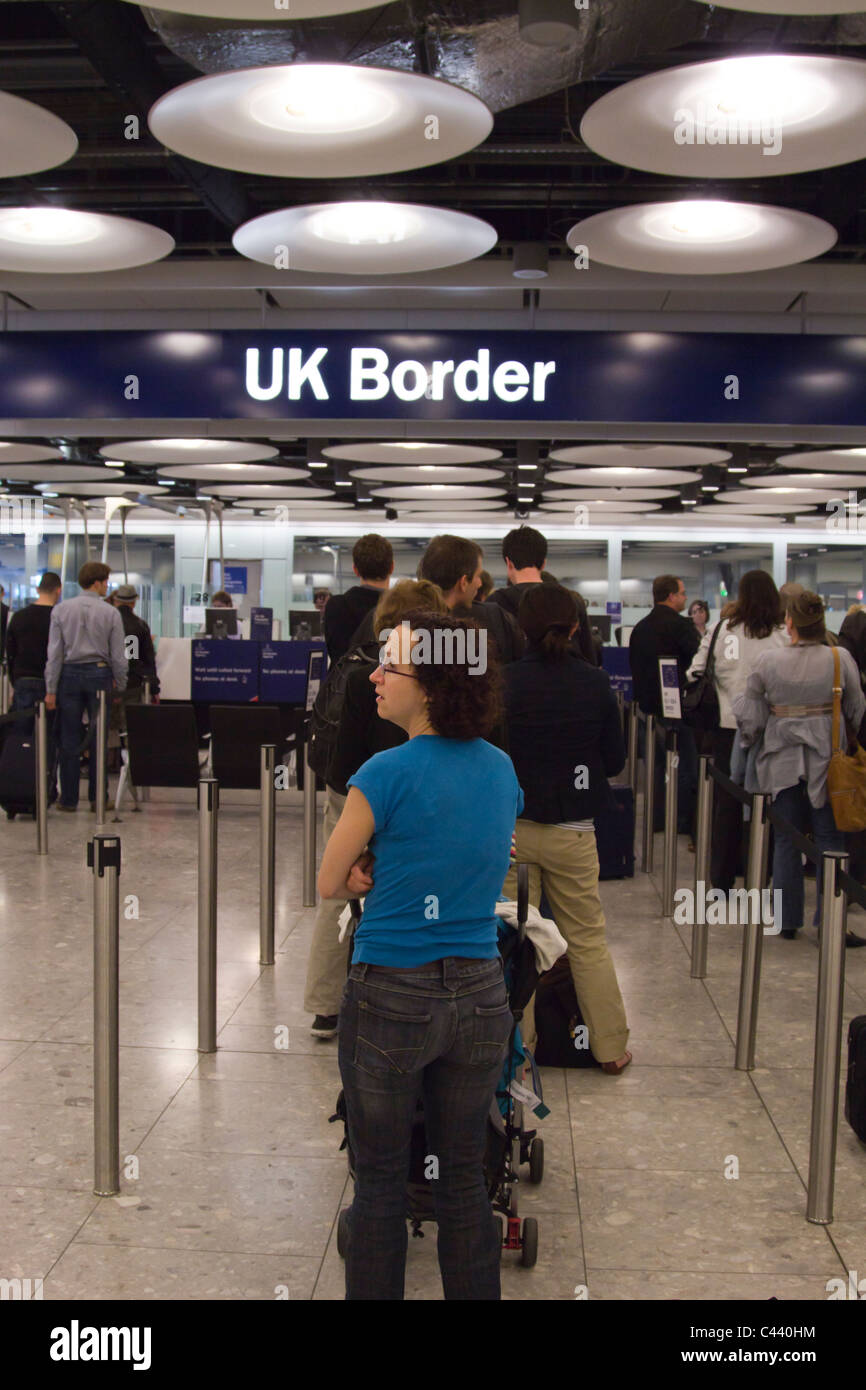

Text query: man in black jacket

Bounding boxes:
[487,525,547,618]
[628,574,700,836]
[417,533,523,666]
[323,534,393,663]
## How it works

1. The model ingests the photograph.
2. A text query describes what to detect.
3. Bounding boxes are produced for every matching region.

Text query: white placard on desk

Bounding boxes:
[183,605,205,626]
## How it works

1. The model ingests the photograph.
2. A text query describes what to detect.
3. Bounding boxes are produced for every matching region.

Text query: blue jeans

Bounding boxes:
[56,663,113,807]
[11,676,57,799]
[772,782,843,930]
[338,955,512,1301]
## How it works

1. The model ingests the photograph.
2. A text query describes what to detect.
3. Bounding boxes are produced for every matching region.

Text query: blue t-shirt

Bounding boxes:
[347,735,523,967]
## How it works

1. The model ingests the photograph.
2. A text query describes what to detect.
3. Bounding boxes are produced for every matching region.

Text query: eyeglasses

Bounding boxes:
[378,662,418,680]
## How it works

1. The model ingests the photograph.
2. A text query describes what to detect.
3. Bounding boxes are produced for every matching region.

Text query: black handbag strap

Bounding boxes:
[703,619,723,681]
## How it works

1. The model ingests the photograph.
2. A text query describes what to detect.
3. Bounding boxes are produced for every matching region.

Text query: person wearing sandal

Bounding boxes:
[501,583,632,1075]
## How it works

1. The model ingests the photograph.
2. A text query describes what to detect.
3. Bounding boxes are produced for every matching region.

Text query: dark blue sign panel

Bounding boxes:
[2,329,866,425]
[260,640,327,703]
[249,606,273,642]
[191,639,258,703]
[602,647,633,701]
[222,565,247,595]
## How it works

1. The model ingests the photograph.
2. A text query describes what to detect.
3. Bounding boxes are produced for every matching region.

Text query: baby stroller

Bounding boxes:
[331,863,546,1269]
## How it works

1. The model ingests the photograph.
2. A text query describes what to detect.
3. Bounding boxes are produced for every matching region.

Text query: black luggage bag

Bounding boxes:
[595,784,635,880]
[533,957,601,1070]
[845,1015,866,1143]
[0,720,37,819]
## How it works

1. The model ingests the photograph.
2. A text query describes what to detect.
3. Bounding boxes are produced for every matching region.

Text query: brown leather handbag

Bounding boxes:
[827,646,866,832]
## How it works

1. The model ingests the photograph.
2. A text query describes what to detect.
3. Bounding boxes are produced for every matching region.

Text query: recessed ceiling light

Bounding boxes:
[308,461,328,469]
[149,64,493,180]
[682,499,698,505]
[234,201,497,274]
[702,485,720,491]
[728,466,748,473]
[567,201,836,274]
[0,208,173,273]
[0,92,78,178]
[580,54,866,178]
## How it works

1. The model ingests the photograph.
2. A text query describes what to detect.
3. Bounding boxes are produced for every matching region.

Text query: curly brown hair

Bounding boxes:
[399,608,502,740]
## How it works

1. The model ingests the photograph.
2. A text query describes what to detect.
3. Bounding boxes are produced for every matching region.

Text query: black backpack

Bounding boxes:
[533,958,601,1069]
[306,640,379,781]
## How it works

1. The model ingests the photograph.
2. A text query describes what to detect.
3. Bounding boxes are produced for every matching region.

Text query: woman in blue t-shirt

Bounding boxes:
[318,610,523,1301]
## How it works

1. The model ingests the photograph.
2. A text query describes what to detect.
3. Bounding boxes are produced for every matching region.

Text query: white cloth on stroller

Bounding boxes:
[493,901,566,973]
[336,899,566,973]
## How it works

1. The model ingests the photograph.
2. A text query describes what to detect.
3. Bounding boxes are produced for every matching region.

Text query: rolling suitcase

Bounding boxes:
[595,785,635,880]
[0,720,37,819]
[845,1015,866,1142]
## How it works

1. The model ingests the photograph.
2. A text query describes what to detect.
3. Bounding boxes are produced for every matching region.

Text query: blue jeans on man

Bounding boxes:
[56,662,114,808]
[11,675,58,801]
[338,955,511,1300]
[772,782,843,930]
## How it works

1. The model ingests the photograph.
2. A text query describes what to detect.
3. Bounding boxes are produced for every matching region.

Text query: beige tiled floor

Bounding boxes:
[0,786,863,1300]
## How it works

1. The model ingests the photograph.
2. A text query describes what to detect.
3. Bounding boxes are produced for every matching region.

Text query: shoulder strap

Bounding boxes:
[832,644,842,751]
[705,620,723,677]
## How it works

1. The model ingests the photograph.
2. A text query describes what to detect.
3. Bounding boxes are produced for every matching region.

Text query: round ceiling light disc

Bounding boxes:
[36,482,161,496]
[0,208,173,273]
[234,202,497,274]
[207,484,333,499]
[385,498,508,511]
[580,55,866,179]
[0,92,78,178]
[566,202,836,275]
[0,443,63,466]
[323,442,503,466]
[349,465,504,484]
[1,463,115,482]
[543,487,678,502]
[370,485,504,501]
[742,473,866,490]
[540,500,662,513]
[157,463,307,482]
[149,65,493,180]
[690,0,866,14]
[548,445,730,468]
[544,467,701,487]
[717,487,835,504]
[776,448,866,471]
[235,498,358,510]
[100,438,278,465]
[121,0,386,15]
[712,494,818,512]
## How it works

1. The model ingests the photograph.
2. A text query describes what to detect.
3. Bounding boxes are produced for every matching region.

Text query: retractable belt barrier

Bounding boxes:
[689,754,855,1225]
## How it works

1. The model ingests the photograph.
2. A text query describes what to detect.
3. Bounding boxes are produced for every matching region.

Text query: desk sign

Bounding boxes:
[659,658,683,720]
[260,640,327,704]
[606,601,623,624]
[191,639,258,702]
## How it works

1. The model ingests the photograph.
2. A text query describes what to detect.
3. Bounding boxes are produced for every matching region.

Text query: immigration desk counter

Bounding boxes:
[155,637,327,703]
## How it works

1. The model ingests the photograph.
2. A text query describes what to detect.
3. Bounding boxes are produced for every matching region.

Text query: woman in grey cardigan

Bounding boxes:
[734,591,866,943]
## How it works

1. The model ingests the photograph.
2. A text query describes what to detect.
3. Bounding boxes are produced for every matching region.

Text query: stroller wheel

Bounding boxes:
[520,1217,539,1269]
[529,1137,544,1185]
[336,1206,350,1260]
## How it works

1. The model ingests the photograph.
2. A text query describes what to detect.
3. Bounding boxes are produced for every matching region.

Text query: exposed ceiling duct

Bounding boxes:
[139,0,866,112]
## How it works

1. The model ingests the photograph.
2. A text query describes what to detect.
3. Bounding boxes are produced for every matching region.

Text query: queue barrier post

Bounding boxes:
[690,755,714,978]
[35,700,49,856]
[661,727,679,918]
[197,777,219,1054]
[303,726,317,909]
[734,792,771,1071]
[259,744,276,967]
[140,680,151,801]
[641,713,656,874]
[627,701,639,796]
[806,851,848,1225]
[88,834,121,1196]
[95,688,108,827]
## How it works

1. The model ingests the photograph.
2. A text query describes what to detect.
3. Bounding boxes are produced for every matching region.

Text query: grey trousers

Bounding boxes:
[303,787,352,1017]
